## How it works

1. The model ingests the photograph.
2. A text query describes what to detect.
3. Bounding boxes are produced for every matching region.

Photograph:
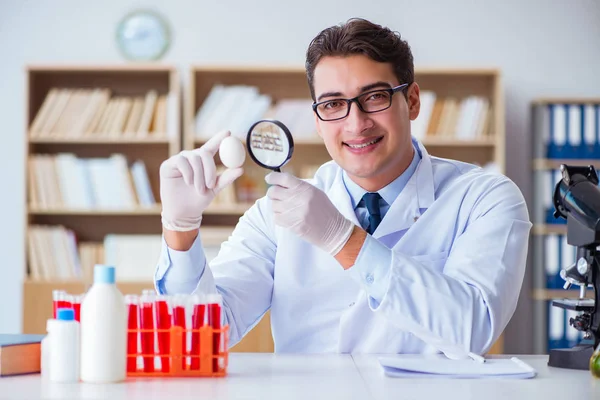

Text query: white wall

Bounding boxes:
[1,0,599,351]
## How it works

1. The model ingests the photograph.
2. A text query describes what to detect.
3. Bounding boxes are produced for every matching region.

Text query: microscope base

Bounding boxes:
[548,345,594,370]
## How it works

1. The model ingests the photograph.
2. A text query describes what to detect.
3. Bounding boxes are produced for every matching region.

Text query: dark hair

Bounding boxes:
[305,18,414,101]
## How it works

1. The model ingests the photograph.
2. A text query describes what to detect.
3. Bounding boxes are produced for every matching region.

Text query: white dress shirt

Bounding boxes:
[154,137,532,356]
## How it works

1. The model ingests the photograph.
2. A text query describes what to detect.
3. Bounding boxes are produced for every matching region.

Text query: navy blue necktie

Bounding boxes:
[362,192,382,234]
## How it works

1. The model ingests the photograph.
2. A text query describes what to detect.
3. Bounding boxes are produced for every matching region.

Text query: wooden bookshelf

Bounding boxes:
[533,97,600,105]
[22,278,274,353]
[186,65,506,196]
[532,224,567,235]
[275,136,497,147]
[186,66,506,354]
[22,64,271,355]
[421,137,497,147]
[23,280,155,334]
[531,289,594,301]
[414,68,505,172]
[533,158,600,170]
[23,65,181,334]
[28,206,163,216]
[30,137,172,144]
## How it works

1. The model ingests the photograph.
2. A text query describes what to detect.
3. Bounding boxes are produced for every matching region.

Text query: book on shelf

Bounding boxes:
[27,226,235,283]
[27,155,321,213]
[194,84,317,141]
[410,92,490,141]
[29,88,177,139]
[27,225,81,281]
[28,153,155,210]
[78,242,104,284]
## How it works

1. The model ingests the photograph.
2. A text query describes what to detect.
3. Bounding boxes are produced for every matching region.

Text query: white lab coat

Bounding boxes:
[155,139,532,356]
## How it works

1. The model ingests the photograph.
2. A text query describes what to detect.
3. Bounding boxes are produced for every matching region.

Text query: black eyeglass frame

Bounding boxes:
[312,83,410,122]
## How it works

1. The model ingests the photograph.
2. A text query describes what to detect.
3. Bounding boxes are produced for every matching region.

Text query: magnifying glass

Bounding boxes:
[246,119,294,172]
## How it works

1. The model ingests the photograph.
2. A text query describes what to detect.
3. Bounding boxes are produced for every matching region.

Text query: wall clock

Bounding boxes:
[116,10,171,61]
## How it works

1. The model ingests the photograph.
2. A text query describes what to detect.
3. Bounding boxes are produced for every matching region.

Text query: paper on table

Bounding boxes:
[379,355,537,379]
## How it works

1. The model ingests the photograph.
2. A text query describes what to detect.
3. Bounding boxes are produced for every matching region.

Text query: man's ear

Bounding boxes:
[407,82,421,121]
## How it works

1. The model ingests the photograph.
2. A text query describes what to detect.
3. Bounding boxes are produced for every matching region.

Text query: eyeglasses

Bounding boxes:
[312,83,409,122]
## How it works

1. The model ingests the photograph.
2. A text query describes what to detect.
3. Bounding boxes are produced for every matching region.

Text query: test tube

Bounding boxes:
[125,295,140,373]
[155,295,171,373]
[52,290,69,319]
[207,293,223,373]
[71,294,84,322]
[190,294,206,370]
[172,294,188,370]
[140,290,156,373]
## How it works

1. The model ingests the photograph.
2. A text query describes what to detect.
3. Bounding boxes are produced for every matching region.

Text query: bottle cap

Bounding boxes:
[57,308,75,321]
[94,264,116,284]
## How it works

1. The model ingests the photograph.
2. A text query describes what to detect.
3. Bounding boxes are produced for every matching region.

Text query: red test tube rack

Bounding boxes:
[126,292,228,377]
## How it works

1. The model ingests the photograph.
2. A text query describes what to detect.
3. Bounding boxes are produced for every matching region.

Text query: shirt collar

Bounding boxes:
[343,141,422,209]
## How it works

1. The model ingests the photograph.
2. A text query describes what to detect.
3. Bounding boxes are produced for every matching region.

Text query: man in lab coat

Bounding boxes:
[156,18,532,356]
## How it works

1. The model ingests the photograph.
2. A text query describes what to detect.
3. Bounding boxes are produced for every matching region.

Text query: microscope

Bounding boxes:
[548,164,600,370]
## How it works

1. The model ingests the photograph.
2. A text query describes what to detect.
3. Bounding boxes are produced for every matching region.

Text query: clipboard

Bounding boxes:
[379,355,537,379]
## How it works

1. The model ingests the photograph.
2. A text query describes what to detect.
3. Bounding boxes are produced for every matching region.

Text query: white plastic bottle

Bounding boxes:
[41,319,56,379]
[80,265,127,383]
[49,308,80,383]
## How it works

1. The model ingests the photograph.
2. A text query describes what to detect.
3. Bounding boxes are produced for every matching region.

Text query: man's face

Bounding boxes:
[312,54,420,190]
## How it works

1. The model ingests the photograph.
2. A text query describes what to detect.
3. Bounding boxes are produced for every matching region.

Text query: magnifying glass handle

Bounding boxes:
[273,167,281,173]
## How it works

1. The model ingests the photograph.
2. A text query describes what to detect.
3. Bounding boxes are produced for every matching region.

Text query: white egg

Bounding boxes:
[219,136,246,169]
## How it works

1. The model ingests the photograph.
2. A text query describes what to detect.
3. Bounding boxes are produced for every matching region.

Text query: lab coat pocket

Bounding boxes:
[410,251,449,273]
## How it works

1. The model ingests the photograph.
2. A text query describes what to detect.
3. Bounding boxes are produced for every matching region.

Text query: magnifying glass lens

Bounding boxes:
[247,120,294,172]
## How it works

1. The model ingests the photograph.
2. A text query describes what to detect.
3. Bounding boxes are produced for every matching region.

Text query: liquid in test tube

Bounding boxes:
[207,294,223,373]
[172,295,188,370]
[190,294,206,371]
[125,295,140,373]
[155,295,171,373]
[71,294,84,322]
[140,290,156,373]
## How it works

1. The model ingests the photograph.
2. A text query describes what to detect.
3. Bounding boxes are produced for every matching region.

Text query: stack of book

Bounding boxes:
[29,88,177,138]
[27,227,234,283]
[28,154,155,210]
[410,92,490,141]
[194,84,316,141]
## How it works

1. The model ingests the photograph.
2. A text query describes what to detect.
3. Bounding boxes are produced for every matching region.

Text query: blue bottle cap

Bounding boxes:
[94,264,116,284]
[57,308,75,321]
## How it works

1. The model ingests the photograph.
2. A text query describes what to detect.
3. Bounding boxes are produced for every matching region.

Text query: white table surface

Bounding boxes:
[1,353,599,399]
[353,355,600,400]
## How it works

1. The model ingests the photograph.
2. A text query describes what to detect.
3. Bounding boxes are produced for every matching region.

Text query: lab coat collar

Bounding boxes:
[412,137,435,210]
[326,137,435,238]
[329,170,362,227]
[371,138,431,238]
